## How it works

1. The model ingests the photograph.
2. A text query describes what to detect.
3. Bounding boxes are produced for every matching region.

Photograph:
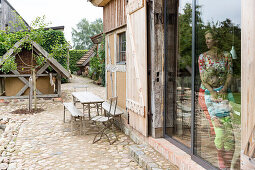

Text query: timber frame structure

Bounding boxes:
[0,36,71,99]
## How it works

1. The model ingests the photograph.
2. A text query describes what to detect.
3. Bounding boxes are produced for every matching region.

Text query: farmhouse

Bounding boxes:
[88,0,255,169]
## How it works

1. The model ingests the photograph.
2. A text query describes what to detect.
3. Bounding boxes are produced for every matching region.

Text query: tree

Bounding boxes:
[72,18,103,50]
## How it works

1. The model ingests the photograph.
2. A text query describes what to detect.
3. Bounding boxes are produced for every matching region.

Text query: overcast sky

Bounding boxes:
[179,0,241,26]
[7,0,103,47]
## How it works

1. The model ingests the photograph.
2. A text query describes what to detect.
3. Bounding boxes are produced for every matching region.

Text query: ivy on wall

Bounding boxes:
[69,50,87,73]
[89,37,105,86]
[0,16,69,73]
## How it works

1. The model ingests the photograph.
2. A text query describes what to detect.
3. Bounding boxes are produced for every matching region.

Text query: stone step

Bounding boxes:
[129,144,179,170]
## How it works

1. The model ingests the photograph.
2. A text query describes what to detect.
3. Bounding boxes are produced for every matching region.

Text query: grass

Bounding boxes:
[230,93,241,125]
[232,93,241,104]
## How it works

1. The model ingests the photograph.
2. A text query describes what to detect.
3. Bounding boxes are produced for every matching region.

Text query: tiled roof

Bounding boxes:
[76,45,97,66]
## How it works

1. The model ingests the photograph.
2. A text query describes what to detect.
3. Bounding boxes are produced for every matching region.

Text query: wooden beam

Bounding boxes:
[29,77,33,111]
[32,41,71,78]
[16,84,29,96]
[37,63,50,75]
[57,74,61,97]
[0,73,57,77]
[0,94,59,99]
[11,70,42,95]
[0,36,29,65]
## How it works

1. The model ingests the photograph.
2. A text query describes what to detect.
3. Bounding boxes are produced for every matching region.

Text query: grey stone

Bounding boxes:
[7,163,17,170]
[0,163,8,170]
[2,157,9,163]
[147,163,159,170]
[0,157,4,163]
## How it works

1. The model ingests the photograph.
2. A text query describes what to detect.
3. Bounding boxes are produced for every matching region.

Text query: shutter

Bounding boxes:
[126,0,148,136]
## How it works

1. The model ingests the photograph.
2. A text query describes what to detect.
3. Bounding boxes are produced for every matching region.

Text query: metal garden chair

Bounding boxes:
[91,96,118,144]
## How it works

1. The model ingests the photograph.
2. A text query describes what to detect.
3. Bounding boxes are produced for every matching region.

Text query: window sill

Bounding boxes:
[116,62,126,65]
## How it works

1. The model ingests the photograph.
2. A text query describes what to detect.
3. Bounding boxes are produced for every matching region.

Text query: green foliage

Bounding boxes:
[178,4,241,76]
[88,36,105,86]
[0,15,69,74]
[69,50,87,73]
[72,18,103,50]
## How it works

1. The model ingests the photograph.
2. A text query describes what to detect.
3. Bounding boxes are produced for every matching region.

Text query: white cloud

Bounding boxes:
[7,0,103,47]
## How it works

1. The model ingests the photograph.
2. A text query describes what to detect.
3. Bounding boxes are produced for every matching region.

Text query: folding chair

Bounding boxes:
[91,97,118,144]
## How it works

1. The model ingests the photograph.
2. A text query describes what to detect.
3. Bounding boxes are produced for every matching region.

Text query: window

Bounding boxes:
[117,32,126,64]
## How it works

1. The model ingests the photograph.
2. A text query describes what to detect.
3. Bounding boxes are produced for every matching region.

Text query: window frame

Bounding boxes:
[117,32,126,65]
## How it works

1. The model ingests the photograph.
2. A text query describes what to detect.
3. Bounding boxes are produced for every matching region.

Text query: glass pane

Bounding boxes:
[194,0,241,169]
[165,0,192,148]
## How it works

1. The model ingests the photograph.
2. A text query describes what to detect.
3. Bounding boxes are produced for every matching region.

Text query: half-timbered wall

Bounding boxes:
[103,0,127,33]
[105,27,126,110]
[5,77,54,96]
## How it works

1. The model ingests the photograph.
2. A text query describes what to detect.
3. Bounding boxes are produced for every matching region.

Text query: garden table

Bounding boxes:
[72,91,104,119]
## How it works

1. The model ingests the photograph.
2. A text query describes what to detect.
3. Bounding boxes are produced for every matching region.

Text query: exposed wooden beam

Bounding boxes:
[37,63,50,75]
[0,94,59,99]
[0,73,57,78]
[11,70,42,95]
[0,36,29,65]
[32,42,71,78]
[16,84,29,96]
[57,74,61,97]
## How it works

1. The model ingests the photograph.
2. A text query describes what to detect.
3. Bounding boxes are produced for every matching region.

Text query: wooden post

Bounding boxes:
[57,74,61,97]
[67,48,70,72]
[241,1,255,168]
[32,69,37,109]
[29,76,33,112]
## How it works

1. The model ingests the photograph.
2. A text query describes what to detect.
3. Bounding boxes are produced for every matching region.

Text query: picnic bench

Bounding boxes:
[63,102,84,135]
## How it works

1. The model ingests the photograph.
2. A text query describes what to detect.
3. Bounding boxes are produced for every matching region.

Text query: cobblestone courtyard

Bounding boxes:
[0,75,142,169]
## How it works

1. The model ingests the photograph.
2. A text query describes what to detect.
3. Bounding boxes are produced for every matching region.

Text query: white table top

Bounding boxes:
[72,91,104,104]
[73,85,88,89]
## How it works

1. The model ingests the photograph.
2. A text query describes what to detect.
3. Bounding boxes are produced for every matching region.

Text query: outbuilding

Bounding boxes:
[0,36,71,99]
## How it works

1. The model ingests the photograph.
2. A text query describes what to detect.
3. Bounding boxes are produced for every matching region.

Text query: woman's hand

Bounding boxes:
[213,117,222,127]
[218,87,227,100]
[219,86,227,94]
[210,90,218,100]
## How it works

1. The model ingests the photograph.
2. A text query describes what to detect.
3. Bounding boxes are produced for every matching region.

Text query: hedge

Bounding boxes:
[69,50,87,73]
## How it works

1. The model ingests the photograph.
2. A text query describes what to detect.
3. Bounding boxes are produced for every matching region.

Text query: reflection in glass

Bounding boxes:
[195,1,241,169]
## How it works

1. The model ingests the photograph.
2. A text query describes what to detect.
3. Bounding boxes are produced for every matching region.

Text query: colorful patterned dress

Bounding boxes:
[198,51,235,151]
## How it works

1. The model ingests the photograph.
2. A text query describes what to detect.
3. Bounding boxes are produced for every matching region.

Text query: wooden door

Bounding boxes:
[126,0,148,136]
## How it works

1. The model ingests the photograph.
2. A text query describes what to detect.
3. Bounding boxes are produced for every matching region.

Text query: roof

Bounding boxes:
[88,0,111,7]
[44,26,65,32]
[90,33,103,44]
[76,45,97,66]
[0,36,71,78]
[3,0,30,29]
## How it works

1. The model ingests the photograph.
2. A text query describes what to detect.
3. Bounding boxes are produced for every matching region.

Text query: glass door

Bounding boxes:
[194,0,241,169]
[164,0,241,169]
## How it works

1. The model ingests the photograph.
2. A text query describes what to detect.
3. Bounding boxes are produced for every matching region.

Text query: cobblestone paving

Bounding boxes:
[0,75,142,169]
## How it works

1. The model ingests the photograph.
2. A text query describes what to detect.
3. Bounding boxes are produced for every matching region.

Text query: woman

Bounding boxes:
[198,30,235,169]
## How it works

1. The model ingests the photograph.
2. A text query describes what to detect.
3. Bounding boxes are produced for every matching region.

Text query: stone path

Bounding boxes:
[0,75,142,169]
